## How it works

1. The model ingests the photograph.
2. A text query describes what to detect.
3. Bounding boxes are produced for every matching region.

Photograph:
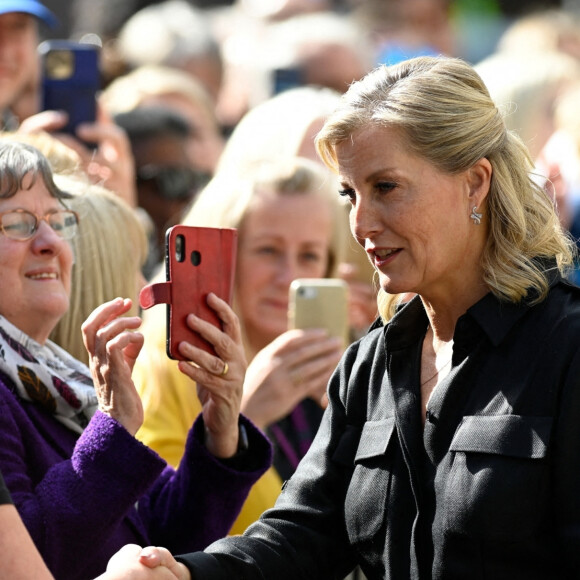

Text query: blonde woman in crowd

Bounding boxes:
[214,85,378,331]
[135,156,347,532]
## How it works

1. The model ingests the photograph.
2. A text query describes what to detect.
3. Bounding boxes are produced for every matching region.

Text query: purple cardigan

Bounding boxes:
[0,378,272,580]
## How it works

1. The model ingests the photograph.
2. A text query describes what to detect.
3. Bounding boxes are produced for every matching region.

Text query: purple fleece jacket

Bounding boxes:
[0,379,272,580]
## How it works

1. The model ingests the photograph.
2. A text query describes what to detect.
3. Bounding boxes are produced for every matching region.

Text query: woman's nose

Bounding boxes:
[273,255,299,286]
[351,198,381,241]
[30,220,65,253]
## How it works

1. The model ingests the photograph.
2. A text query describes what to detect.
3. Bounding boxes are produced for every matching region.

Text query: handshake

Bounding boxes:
[98,544,190,580]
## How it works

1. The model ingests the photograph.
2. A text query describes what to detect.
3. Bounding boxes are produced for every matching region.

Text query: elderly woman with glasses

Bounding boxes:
[0,140,271,580]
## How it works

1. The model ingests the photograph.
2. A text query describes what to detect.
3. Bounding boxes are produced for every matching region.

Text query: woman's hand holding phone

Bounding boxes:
[18,107,138,209]
[176,293,248,459]
[241,329,344,431]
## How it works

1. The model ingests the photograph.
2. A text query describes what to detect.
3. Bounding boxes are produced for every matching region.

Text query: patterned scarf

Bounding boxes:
[0,315,98,434]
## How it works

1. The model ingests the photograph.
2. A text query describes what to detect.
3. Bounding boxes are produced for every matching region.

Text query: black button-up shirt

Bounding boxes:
[180,274,580,580]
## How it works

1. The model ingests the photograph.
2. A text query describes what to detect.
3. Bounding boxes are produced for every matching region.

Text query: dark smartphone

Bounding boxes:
[272,66,303,96]
[38,40,100,136]
[139,225,238,360]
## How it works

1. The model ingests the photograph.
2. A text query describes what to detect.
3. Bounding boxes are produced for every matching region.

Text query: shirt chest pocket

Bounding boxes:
[444,414,552,541]
[344,417,395,544]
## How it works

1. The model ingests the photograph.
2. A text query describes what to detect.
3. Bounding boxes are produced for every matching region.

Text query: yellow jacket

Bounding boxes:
[133,309,282,535]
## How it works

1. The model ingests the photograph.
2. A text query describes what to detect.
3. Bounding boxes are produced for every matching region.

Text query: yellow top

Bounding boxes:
[134,308,282,535]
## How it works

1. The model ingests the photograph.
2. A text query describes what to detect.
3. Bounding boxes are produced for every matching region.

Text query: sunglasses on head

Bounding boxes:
[137,165,210,201]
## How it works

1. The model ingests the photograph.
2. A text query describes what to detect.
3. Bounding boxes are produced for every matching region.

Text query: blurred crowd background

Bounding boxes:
[26,0,580,301]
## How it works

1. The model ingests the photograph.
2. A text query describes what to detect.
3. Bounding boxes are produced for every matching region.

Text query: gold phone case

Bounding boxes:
[288,278,349,348]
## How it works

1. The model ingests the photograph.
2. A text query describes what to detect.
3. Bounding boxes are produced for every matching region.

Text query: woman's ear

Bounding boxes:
[467,157,492,207]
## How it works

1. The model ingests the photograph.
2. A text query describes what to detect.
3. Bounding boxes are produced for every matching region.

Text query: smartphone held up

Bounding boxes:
[38,39,100,136]
[288,278,349,349]
[140,225,238,360]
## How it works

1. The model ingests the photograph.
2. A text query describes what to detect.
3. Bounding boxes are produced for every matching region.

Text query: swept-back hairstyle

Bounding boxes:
[316,56,575,320]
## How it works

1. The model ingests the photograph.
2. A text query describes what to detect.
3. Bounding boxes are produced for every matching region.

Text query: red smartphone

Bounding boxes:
[139,225,238,360]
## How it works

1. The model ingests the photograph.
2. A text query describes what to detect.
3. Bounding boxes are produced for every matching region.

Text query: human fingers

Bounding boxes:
[284,334,344,371]
[290,347,342,404]
[91,325,144,434]
[81,298,134,354]
[75,118,137,207]
[88,314,144,378]
[206,292,243,341]
[290,341,343,384]
[264,328,332,358]
[176,293,245,384]
[177,320,244,459]
[176,310,246,381]
[17,110,68,133]
[105,543,142,568]
[85,313,142,361]
[240,333,341,429]
[139,546,191,579]
[101,544,188,579]
[176,297,246,458]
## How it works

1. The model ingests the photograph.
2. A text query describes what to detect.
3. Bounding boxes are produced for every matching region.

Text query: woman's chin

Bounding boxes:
[378,276,409,297]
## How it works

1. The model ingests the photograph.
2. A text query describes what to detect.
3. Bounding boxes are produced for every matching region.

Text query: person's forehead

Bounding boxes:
[0,11,35,23]
[0,1,57,29]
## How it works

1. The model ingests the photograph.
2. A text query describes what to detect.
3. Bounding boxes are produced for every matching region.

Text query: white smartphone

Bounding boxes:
[288,278,349,348]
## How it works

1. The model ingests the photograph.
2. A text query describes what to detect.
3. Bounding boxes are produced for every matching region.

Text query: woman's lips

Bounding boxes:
[368,247,402,267]
[26,270,58,280]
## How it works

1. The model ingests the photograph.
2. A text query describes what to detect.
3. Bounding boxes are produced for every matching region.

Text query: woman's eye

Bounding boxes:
[376,181,397,193]
[301,252,323,263]
[256,246,278,256]
[338,188,355,202]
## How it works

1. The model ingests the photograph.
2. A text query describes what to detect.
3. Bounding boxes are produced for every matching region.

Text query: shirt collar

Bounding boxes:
[382,262,563,349]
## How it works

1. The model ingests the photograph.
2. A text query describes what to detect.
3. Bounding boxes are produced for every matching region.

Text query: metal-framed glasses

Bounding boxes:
[0,208,79,241]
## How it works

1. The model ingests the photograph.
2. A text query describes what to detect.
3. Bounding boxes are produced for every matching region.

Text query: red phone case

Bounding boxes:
[139,225,237,360]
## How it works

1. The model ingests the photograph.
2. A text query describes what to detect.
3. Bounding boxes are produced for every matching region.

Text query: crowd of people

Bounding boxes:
[0,0,580,579]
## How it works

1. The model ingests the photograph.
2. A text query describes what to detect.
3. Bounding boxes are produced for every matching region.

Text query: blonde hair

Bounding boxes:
[316,56,575,320]
[50,176,148,365]
[183,156,345,278]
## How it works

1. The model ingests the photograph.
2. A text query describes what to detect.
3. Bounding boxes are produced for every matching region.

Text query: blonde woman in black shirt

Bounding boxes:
[101,55,580,580]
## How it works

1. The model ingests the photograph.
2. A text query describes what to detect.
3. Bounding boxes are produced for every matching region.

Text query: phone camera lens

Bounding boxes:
[175,235,185,262]
[191,250,201,266]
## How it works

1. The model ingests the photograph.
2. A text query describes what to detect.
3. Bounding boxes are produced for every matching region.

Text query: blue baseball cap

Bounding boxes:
[0,0,58,28]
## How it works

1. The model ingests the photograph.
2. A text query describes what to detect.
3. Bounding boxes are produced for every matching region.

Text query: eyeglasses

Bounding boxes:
[0,209,79,241]
[137,165,210,201]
